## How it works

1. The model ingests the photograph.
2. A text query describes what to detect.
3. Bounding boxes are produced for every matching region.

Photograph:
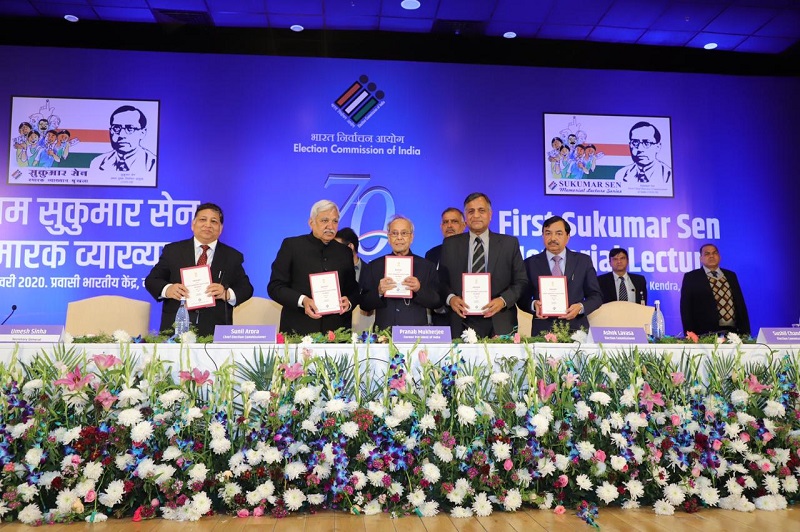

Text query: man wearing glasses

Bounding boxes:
[614,121,672,184]
[90,105,157,174]
[359,215,440,329]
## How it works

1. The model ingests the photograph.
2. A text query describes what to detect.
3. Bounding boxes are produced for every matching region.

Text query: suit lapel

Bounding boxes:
[563,249,577,281]
[486,232,499,273]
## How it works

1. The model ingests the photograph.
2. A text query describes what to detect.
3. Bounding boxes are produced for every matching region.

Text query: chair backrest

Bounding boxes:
[587,301,655,328]
[232,297,282,326]
[352,305,376,334]
[517,306,533,337]
[65,295,151,337]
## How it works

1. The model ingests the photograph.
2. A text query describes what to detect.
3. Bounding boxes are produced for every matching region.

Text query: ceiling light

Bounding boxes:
[503,32,517,39]
[290,24,304,32]
[703,42,718,50]
[401,1,421,10]
[64,14,79,22]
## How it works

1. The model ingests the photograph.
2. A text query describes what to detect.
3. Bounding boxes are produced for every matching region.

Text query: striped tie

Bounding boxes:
[471,238,485,273]
[618,276,628,301]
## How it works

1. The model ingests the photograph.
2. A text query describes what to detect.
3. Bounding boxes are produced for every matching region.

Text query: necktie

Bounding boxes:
[618,276,628,301]
[114,159,129,171]
[471,238,485,273]
[552,256,563,276]
[709,270,734,321]
[197,245,209,266]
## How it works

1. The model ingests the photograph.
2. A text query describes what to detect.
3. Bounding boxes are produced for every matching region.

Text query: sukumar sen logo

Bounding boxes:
[333,75,386,128]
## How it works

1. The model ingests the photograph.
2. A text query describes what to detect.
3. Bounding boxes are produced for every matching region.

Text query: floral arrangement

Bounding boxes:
[0,337,797,525]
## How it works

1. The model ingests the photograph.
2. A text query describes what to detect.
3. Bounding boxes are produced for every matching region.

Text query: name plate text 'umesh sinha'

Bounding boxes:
[756,328,800,344]
[392,326,452,344]
[588,327,648,344]
[213,325,276,343]
[0,325,63,343]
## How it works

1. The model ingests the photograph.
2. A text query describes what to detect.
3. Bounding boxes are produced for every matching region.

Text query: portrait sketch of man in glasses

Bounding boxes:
[614,121,672,184]
[90,105,157,174]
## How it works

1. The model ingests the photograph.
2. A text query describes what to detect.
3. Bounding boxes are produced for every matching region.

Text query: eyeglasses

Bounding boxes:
[629,139,656,149]
[110,125,142,134]
[388,231,412,238]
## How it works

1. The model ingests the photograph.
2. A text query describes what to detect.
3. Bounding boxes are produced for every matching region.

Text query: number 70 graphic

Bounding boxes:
[325,174,395,257]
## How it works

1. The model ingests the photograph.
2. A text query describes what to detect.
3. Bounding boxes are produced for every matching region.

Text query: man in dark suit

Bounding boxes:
[145,203,254,336]
[360,215,440,328]
[425,207,465,326]
[267,199,359,334]
[680,243,750,336]
[438,193,528,338]
[520,215,603,335]
[598,248,647,304]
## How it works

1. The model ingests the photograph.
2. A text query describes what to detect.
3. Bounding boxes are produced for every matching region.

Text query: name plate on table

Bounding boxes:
[214,325,276,343]
[588,327,648,344]
[757,328,800,344]
[0,325,63,343]
[393,326,452,344]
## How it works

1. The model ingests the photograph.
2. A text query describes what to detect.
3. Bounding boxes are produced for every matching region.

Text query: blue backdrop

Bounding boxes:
[1,45,798,335]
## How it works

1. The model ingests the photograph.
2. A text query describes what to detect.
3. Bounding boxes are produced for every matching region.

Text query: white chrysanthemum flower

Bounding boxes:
[240,380,256,394]
[589,392,612,406]
[136,458,156,478]
[537,457,556,477]
[419,500,440,517]
[754,494,787,511]
[664,484,685,506]
[763,400,786,418]
[492,441,511,460]
[653,499,674,515]
[117,387,145,406]
[154,464,177,484]
[782,476,799,493]
[22,379,44,396]
[407,489,426,507]
[764,475,781,495]
[24,447,43,468]
[208,421,226,439]
[308,494,325,506]
[210,438,231,455]
[451,506,474,518]
[419,414,436,432]
[472,492,492,516]
[610,455,627,471]
[433,442,453,463]
[261,446,281,464]
[325,398,346,414]
[294,385,319,405]
[16,483,38,502]
[220,482,242,503]
[301,419,319,433]
[502,489,522,511]
[130,421,153,443]
[117,408,143,427]
[111,329,132,343]
[426,393,447,412]
[529,413,549,437]
[17,503,43,525]
[283,488,306,511]
[188,463,208,483]
[700,486,720,506]
[596,482,619,505]
[351,471,367,490]
[285,461,306,481]
[622,500,640,509]
[85,513,108,523]
[576,441,596,460]
[537,492,554,510]
[251,390,271,406]
[571,330,589,343]
[340,421,359,438]
[115,453,134,471]
[56,488,78,514]
[727,332,742,345]
[455,376,475,390]
[422,462,441,483]
[159,389,186,408]
[184,406,203,423]
[575,401,591,420]
[625,479,644,499]
[730,390,749,405]
[83,461,103,482]
[515,468,532,487]
[392,400,414,421]
[367,400,385,418]
[363,499,382,515]
[162,446,182,461]
[576,474,593,490]
[620,386,636,407]
[490,372,510,385]
[457,405,477,426]
[461,328,478,344]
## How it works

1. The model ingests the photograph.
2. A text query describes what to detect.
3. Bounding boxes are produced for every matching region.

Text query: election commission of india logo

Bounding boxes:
[332,75,386,128]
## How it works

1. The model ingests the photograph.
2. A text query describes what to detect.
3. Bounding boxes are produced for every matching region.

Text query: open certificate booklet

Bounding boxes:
[384,255,413,298]
[539,276,568,317]
[462,273,491,315]
[180,265,215,310]
[309,271,342,315]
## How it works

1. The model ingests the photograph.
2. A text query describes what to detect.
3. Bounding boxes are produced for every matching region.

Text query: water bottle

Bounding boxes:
[651,300,665,340]
[174,298,190,336]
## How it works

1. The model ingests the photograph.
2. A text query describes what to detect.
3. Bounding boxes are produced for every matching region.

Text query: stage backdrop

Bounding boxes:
[1,45,798,335]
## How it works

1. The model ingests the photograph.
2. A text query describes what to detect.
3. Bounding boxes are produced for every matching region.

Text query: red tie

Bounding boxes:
[197,245,209,266]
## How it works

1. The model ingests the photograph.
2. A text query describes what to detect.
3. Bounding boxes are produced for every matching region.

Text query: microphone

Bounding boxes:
[1,304,17,325]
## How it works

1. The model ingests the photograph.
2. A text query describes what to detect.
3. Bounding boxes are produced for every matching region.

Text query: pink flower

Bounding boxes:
[418,350,429,365]
[555,475,568,488]
[538,379,557,402]
[389,374,407,392]
[761,462,772,472]
[179,368,213,386]
[593,450,606,463]
[739,432,751,443]
[132,507,142,522]
[95,389,117,410]
[503,459,513,471]
[712,439,722,451]
[670,414,681,426]
[554,505,566,515]
[280,362,305,381]
[92,354,122,370]
[670,372,685,385]
[237,509,250,518]
[763,432,774,443]
[54,367,93,391]
[544,333,558,343]
[546,357,559,369]
[151,499,160,508]
[3,463,14,472]
[276,333,285,344]
[327,330,336,342]
[253,507,264,517]
[564,372,579,388]
[686,331,699,343]
[84,490,96,503]
[513,333,521,344]
[745,374,771,394]
[638,382,665,413]
[692,468,701,477]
